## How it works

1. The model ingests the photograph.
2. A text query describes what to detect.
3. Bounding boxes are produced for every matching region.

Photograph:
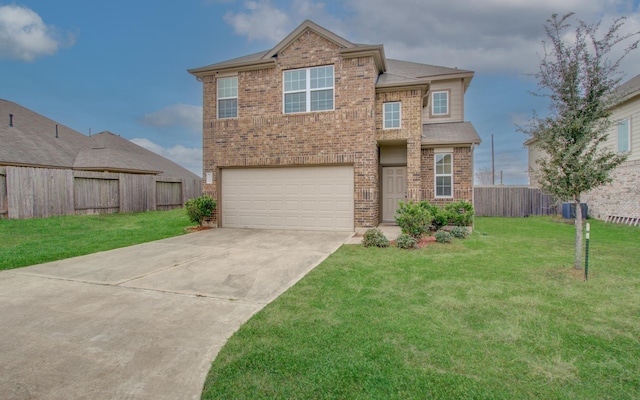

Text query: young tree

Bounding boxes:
[524,13,638,269]
[475,166,494,185]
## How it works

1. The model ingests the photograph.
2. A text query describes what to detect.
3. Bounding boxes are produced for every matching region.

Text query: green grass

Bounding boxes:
[202,217,640,399]
[0,208,192,270]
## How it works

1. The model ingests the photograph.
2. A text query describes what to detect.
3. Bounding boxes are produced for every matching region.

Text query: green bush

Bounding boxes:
[435,230,453,243]
[185,195,217,226]
[362,228,390,248]
[395,233,417,249]
[450,226,469,239]
[428,204,450,231]
[445,200,474,226]
[395,201,432,239]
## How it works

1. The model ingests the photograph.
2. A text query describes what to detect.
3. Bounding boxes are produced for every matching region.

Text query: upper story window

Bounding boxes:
[617,118,631,153]
[383,102,401,129]
[435,153,453,197]
[432,91,449,116]
[284,65,334,114]
[217,77,238,119]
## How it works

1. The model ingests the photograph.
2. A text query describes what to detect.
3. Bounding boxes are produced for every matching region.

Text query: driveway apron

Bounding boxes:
[0,228,351,400]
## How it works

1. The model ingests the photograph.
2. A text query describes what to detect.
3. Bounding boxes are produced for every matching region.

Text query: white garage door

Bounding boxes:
[221,166,354,231]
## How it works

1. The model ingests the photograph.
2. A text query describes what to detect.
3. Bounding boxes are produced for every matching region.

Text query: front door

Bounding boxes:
[382,166,407,222]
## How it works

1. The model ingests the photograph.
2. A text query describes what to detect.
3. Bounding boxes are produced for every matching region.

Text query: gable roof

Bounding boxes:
[188,20,472,90]
[0,99,200,179]
[264,19,356,59]
[188,20,387,77]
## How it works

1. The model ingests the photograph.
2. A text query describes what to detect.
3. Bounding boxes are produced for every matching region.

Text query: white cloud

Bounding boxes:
[131,138,202,177]
[224,0,291,42]
[141,104,202,133]
[219,0,640,75]
[0,4,71,61]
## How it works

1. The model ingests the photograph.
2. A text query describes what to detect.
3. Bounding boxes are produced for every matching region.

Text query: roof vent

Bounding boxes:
[9,113,13,127]
[56,124,58,138]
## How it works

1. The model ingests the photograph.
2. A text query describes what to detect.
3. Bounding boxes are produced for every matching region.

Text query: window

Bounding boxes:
[432,91,449,116]
[617,118,631,153]
[435,153,452,197]
[217,77,238,119]
[284,66,334,113]
[383,102,401,129]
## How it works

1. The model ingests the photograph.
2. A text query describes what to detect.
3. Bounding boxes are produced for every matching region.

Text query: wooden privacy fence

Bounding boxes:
[0,168,7,219]
[474,186,559,217]
[0,166,201,220]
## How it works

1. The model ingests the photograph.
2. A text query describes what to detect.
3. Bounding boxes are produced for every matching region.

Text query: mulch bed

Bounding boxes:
[389,235,436,249]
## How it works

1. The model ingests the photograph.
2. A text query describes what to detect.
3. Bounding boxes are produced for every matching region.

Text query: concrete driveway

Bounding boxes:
[0,228,351,400]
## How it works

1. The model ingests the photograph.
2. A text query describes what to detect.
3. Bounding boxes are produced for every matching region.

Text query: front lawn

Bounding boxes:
[202,217,640,399]
[0,208,192,270]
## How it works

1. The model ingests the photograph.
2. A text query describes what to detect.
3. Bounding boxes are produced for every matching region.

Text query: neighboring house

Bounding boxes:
[0,99,201,219]
[188,20,481,231]
[525,73,640,222]
[0,99,200,178]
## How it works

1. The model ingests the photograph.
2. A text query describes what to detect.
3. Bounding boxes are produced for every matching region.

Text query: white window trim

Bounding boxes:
[383,102,401,129]
[432,91,449,116]
[217,77,238,119]
[617,118,631,154]
[283,65,334,114]
[435,153,453,198]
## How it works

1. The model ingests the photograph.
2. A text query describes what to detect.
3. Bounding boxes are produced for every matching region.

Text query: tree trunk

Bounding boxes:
[574,198,583,269]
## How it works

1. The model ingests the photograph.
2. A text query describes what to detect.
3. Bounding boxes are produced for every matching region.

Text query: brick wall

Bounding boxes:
[375,90,423,201]
[202,30,379,227]
[582,159,640,220]
[420,146,474,206]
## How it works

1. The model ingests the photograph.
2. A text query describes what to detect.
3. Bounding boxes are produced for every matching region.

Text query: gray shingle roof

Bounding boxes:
[378,59,473,87]
[422,122,482,146]
[0,99,200,179]
[615,73,640,104]
[0,99,91,168]
[188,50,270,74]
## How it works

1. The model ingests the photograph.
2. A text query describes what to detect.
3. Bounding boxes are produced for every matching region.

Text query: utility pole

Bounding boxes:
[491,134,495,185]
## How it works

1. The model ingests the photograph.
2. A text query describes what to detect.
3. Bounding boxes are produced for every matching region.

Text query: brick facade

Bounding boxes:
[202,31,379,227]
[582,159,640,219]
[420,147,474,206]
[194,22,478,229]
[375,90,423,201]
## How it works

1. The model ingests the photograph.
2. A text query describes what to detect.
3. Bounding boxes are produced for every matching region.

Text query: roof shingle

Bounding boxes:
[422,122,482,146]
[0,99,199,179]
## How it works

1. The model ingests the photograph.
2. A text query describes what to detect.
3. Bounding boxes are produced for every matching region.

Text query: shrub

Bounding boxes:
[450,226,469,239]
[430,206,451,231]
[445,201,474,226]
[185,195,217,226]
[395,233,417,249]
[435,230,453,243]
[362,228,390,248]
[395,201,432,239]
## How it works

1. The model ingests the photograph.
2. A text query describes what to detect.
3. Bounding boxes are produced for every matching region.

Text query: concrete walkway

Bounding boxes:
[0,228,351,400]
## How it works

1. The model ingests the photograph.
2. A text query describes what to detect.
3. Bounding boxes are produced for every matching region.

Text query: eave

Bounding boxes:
[188,58,276,78]
[340,45,387,73]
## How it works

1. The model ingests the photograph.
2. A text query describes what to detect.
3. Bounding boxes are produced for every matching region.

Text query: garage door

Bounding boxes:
[221,166,354,231]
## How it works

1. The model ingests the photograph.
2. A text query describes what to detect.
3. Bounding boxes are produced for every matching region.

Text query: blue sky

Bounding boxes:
[2,1,640,183]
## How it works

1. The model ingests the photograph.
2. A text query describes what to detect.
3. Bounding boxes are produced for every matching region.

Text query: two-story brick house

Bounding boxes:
[189,20,481,231]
